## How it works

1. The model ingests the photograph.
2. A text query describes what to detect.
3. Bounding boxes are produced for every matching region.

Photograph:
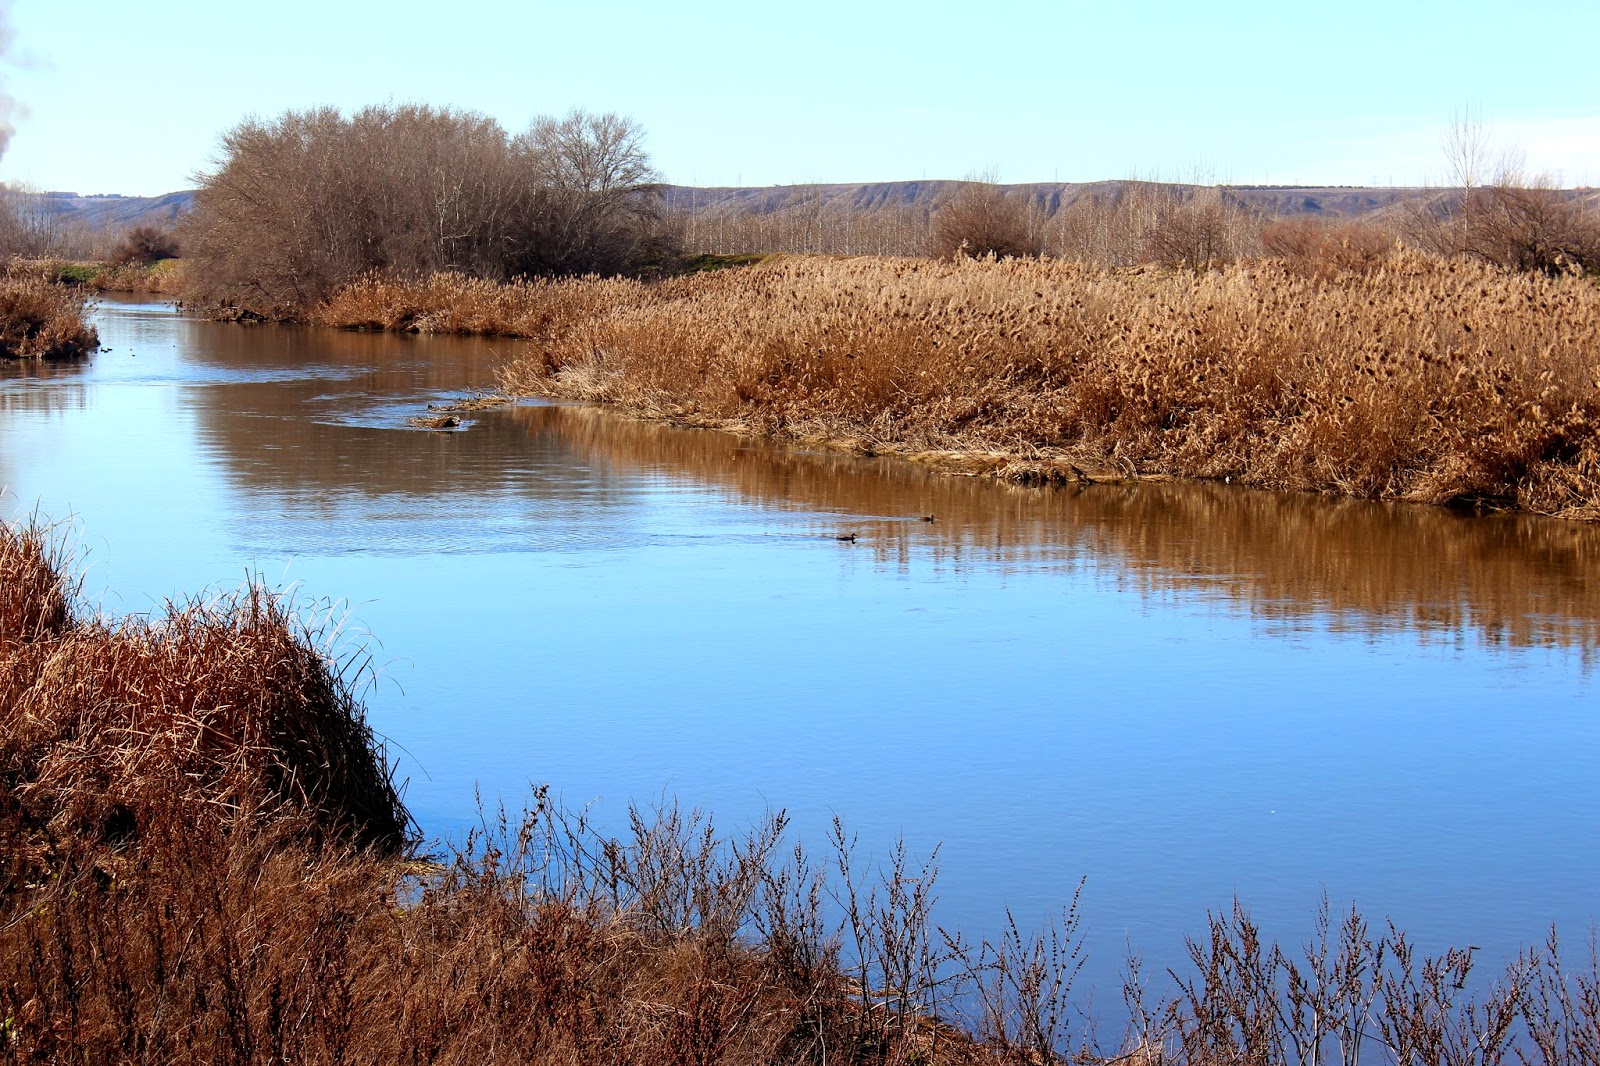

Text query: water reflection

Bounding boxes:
[170,346,1600,656]
[0,359,92,418]
[10,300,1597,654]
[522,404,1600,651]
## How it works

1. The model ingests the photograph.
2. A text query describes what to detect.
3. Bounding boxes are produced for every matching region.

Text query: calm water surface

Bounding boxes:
[3,298,1596,1007]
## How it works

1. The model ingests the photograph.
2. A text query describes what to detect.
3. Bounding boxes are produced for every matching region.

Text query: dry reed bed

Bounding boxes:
[0,272,99,359]
[6,516,1600,1064]
[89,257,186,294]
[392,253,1600,519]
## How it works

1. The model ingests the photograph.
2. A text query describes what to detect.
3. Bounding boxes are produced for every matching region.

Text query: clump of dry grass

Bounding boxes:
[89,257,186,294]
[0,270,99,358]
[486,253,1600,519]
[313,270,641,337]
[0,516,411,875]
[0,517,77,648]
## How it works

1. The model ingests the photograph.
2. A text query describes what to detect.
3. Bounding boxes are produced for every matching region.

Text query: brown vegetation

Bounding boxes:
[0,269,99,358]
[86,256,186,294]
[111,224,182,266]
[180,105,669,318]
[1261,217,1396,279]
[927,181,1042,260]
[666,179,1272,267]
[485,253,1600,519]
[4,516,1600,1063]
[0,519,411,868]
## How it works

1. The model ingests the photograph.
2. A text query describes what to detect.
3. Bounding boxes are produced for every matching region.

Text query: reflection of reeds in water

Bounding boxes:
[0,354,91,417]
[515,403,1600,654]
[116,292,1600,655]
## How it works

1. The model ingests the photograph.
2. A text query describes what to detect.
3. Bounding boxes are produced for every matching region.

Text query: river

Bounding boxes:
[3,296,1596,1019]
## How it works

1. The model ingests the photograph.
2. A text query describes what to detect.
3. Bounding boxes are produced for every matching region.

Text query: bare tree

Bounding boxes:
[1405,112,1600,275]
[509,110,667,277]
[0,184,70,259]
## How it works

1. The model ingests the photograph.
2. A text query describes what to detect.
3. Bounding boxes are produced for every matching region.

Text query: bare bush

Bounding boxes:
[510,110,669,277]
[1401,116,1600,276]
[927,181,1042,260]
[1458,178,1600,275]
[0,184,68,259]
[1140,185,1259,270]
[110,223,182,265]
[1261,217,1396,277]
[182,104,668,317]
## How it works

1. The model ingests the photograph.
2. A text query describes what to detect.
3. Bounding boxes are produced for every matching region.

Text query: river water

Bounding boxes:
[3,297,1597,1016]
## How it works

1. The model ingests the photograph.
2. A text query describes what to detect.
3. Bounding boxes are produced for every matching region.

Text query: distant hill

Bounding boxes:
[32,190,197,231]
[36,181,1432,234]
[660,180,1436,222]
[40,181,1593,247]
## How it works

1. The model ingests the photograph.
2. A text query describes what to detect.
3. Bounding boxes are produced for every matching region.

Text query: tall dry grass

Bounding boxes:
[5,515,1600,1063]
[0,269,99,358]
[485,253,1600,519]
[0,519,411,873]
[88,257,186,295]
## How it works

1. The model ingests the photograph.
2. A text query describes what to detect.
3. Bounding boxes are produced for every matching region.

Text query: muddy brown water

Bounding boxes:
[4,297,1596,1017]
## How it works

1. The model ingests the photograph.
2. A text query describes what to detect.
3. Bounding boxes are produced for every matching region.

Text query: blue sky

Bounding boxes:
[2,0,1596,196]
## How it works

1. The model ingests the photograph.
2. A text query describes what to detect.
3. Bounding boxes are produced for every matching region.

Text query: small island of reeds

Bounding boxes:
[316,253,1600,521]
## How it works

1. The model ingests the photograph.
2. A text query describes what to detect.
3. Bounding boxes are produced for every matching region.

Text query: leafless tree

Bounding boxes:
[509,110,668,277]
[182,105,670,316]
[1403,113,1600,275]
[0,184,70,259]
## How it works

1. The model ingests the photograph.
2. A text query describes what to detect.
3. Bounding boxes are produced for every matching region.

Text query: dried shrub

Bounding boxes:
[0,271,99,358]
[1140,185,1258,270]
[1459,182,1600,276]
[927,182,1041,260]
[110,223,182,265]
[182,104,668,318]
[1261,217,1396,278]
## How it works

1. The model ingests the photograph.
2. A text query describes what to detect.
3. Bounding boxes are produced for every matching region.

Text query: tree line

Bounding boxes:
[181,105,669,317]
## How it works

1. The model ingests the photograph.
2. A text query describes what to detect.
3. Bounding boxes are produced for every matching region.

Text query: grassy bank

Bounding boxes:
[85,257,186,294]
[36,257,187,294]
[0,271,99,359]
[6,516,1597,1064]
[318,254,1600,520]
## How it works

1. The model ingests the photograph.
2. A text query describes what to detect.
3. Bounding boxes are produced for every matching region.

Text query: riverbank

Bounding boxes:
[0,272,99,358]
[45,257,186,294]
[314,254,1600,521]
[5,513,1598,1064]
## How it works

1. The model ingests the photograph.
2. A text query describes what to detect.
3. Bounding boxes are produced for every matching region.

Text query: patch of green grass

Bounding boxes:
[52,262,102,286]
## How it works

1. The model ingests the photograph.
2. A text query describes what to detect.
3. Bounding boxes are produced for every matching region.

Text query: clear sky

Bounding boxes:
[2,0,1596,196]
